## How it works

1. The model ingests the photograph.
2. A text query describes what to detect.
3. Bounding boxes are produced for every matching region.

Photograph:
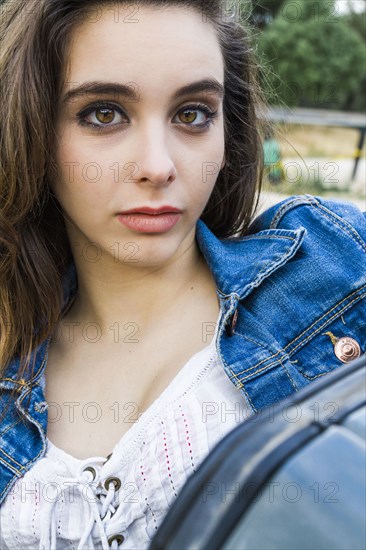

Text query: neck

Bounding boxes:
[58,231,215,342]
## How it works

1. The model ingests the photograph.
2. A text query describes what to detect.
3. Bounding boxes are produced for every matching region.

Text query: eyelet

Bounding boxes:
[104,476,121,491]
[108,534,125,545]
[82,466,97,480]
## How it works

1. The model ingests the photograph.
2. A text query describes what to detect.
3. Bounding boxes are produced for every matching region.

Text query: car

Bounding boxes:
[149,354,366,550]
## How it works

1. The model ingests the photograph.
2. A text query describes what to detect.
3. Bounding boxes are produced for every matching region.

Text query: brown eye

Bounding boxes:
[174,104,217,128]
[95,108,115,124]
[178,110,198,124]
[77,103,126,129]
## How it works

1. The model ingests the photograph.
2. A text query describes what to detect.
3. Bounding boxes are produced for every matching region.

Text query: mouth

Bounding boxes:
[116,211,182,233]
[117,205,182,215]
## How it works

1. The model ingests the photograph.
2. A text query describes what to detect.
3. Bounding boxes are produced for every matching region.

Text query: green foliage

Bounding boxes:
[277,0,337,22]
[247,0,286,27]
[345,9,366,42]
[256,0,366,110]
[343,0,366,109]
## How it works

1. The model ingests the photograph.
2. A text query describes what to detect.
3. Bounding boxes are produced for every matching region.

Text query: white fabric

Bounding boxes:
[0,312,253,549]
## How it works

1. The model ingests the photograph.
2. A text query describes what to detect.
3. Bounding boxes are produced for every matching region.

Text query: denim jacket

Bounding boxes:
[1,194,365,504]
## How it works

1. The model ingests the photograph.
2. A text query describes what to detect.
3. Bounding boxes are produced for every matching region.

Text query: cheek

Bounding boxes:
[53,138,113,209]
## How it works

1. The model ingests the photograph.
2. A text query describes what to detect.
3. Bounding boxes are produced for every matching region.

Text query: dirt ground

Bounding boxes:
[265,124,365,206]
[275,125,365,159]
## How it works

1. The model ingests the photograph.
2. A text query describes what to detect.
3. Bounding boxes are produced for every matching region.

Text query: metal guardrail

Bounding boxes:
[260,107,366,181]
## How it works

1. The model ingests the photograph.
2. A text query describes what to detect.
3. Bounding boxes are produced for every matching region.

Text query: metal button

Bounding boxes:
[225,308,238,337]
[108,534,125,545]
[83,466,97,480]
[104,476,122,491]
[334,337,361,363]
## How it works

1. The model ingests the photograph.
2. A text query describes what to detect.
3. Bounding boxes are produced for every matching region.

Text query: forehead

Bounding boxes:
[64,4,224,92]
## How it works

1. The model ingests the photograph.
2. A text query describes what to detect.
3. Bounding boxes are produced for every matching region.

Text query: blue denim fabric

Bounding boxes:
[1,194,365,504]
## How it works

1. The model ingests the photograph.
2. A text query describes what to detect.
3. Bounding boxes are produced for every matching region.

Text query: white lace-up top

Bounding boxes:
[0,311,253,549]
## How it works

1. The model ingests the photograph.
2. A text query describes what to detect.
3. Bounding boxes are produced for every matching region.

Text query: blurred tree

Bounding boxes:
[256,0,365,110]
[247,0,286,29]
[345,6,366,42]
[342,0,366,111]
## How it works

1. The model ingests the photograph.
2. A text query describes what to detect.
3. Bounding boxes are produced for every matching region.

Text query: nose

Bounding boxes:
[133,121,177,188]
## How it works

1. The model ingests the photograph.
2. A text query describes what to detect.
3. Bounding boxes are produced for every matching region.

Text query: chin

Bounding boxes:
[112,235,183,267]
[143,241,183,265]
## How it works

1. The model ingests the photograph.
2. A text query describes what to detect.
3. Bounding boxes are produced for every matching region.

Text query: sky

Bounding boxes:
[336,0,366,13]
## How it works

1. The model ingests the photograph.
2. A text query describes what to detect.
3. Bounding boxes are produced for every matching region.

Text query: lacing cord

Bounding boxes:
[39,455,124,549]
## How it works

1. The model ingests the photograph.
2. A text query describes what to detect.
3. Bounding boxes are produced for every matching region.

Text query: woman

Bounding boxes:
[0,0,365,548]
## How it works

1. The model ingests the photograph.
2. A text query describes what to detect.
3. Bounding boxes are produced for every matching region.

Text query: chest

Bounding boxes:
[44,308,220,459]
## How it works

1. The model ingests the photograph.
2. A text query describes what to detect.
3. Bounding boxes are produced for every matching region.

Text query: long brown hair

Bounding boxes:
[0,0,265,407]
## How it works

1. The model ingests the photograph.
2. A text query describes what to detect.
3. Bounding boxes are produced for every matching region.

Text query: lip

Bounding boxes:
[116,212,182,233]
[117,206,182,215]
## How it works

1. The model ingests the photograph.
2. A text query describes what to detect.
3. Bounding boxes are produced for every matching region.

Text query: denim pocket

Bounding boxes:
[290,296,366,380]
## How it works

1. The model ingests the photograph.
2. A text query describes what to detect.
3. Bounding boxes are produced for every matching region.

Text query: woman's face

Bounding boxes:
[53,4,225,267]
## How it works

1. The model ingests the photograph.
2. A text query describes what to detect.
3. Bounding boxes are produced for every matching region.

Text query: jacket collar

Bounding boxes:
[195,219,305,299]
[1,219,305,385]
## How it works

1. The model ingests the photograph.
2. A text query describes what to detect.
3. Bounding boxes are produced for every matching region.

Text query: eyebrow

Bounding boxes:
[62,78,224,104]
